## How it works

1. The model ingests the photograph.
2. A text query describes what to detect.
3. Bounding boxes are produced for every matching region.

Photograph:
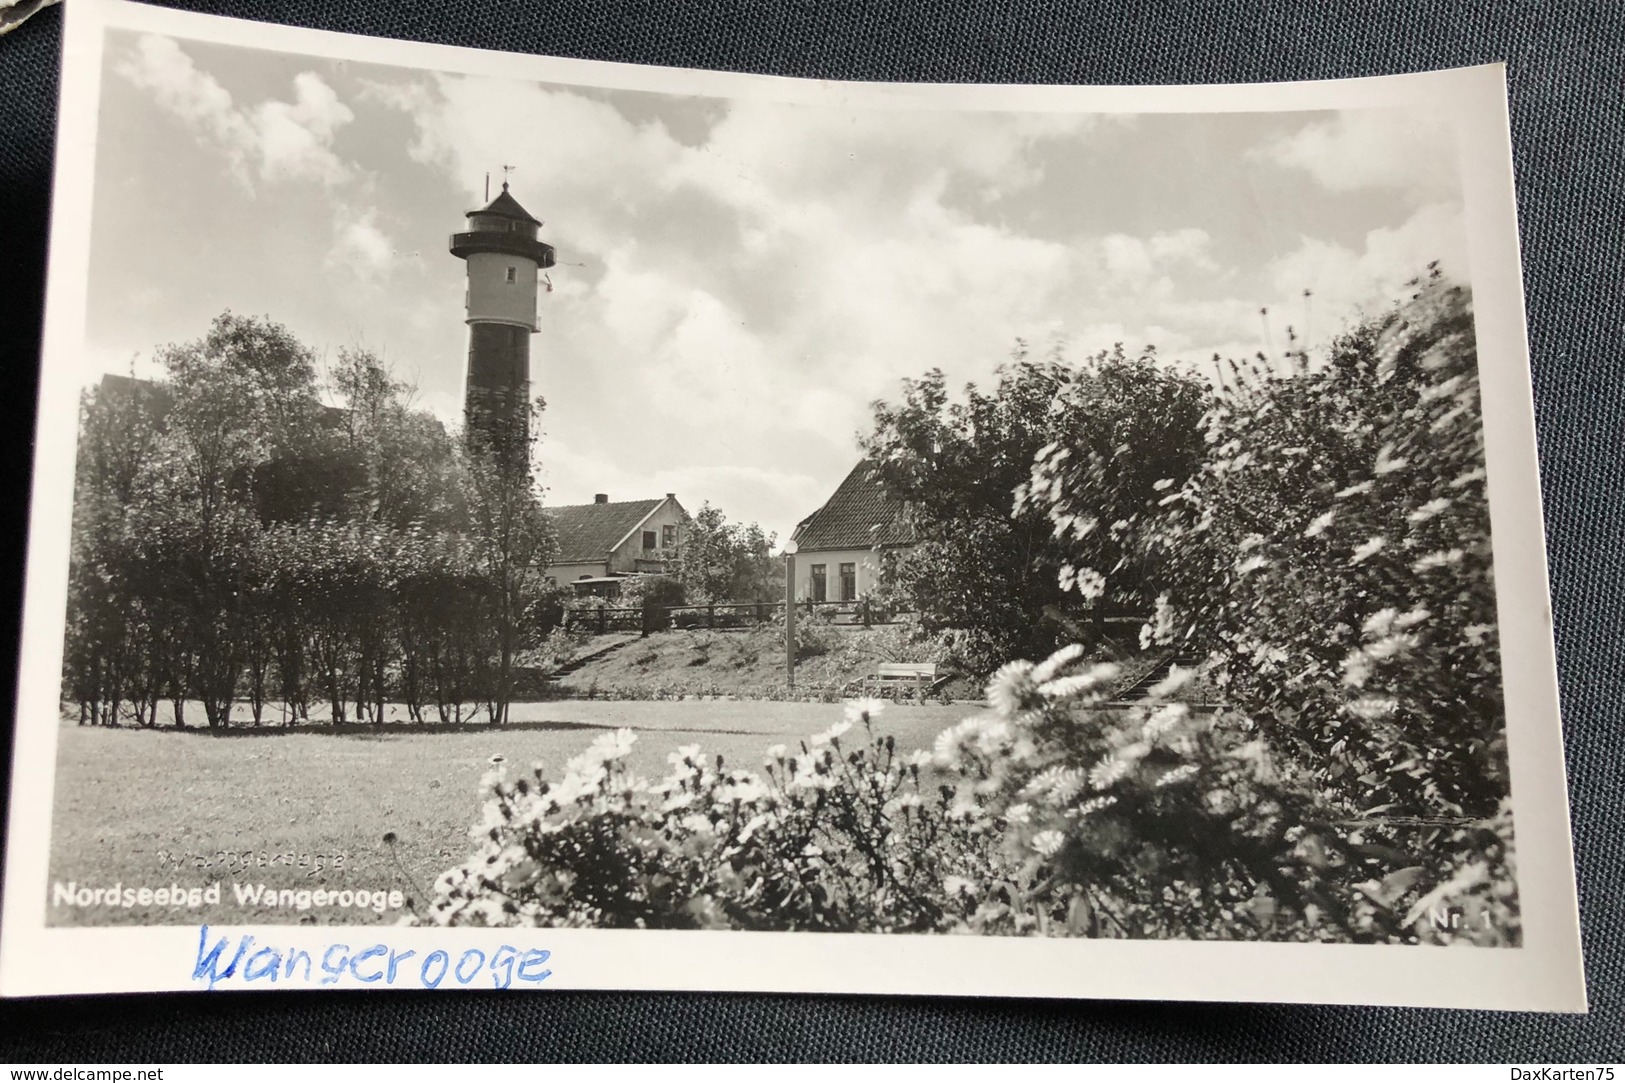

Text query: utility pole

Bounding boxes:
[783,540,798,690]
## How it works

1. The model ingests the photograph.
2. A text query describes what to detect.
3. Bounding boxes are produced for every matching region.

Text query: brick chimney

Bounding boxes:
[594,493,608,504]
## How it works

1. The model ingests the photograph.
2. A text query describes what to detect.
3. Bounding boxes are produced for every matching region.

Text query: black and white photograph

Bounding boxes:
[0,0,1585,1007]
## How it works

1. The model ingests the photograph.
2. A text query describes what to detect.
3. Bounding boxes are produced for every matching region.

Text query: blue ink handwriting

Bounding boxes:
[191,925,552,990]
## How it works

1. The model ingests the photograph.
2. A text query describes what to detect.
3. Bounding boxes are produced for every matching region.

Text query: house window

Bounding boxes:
[810,564,827,603]
[506,266,517,284]
[839,563,856,602]
[662,524,677,549]
[642,530,657,551]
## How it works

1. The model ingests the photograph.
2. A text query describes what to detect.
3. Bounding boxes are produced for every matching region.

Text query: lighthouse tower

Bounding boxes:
[449,182,556,474]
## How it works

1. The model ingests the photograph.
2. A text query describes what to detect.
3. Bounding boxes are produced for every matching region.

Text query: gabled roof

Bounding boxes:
[467,184,541,226]
[790,460,916,552]
[547,498,664,563]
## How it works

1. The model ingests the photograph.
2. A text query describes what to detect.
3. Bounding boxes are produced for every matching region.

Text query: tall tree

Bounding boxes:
[329,347,466,531]
[863,347,1208,675]
[461,395,558,724]
[677,503,777,604]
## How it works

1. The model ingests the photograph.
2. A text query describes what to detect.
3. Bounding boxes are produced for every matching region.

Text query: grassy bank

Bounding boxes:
[554,622,951,699]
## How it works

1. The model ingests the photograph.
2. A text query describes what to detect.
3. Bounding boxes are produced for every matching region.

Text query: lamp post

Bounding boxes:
[783,539,799,690]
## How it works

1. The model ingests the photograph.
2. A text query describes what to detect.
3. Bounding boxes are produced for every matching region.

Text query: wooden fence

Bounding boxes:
[561,598,910,636]
[560,600,1150,638]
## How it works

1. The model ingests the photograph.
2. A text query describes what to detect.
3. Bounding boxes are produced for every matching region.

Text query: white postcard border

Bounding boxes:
[0,0,1587,1009]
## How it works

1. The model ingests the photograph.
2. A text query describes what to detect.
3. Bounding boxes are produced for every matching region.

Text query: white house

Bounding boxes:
[787,461,915,604]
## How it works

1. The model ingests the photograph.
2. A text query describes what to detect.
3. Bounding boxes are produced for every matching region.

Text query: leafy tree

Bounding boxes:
[329,347,467,531]
[155,312,322,520]
[1013,346,1209,609]
[60,311,565,729]
[677,502,777,604]
[63,378,161,724]
[461,396,559,723]
[864,348,1208,675]
[1031,273,1505,818]
[862,358,1062,674]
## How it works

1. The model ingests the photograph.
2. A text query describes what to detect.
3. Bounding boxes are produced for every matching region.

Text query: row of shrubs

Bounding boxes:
[64,316,560,728]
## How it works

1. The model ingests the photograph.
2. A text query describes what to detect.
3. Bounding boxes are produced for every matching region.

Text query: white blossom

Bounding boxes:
[1073,567,1107,601]
[1373,443,1408,475]
[1347,696,1398,720]
[986,659,1037,715]
[1413,548,1464,572]
[810,718,853,747]
[1141,702,1190,740]
[1071,795,1119,818]
[1031,643,1086,684]
[1088,756,1132,790]
[1031,830,1065,857]
[1407,498,1450,524]
[843,698,886,726]
[1350,536,1386,564]
[1155,765,1199,788]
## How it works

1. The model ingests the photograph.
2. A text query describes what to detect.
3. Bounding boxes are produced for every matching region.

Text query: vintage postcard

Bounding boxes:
[0,0,1586,1007]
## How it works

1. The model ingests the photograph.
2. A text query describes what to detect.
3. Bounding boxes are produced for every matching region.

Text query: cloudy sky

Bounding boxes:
[84,30,1467,544]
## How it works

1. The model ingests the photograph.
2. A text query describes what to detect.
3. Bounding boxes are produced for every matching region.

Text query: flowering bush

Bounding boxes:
[424,642,1515,943]
[1024,274,1507,821]
[426,699,990,931]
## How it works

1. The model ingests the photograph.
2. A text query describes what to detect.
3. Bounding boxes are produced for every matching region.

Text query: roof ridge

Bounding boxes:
[790,459,916,552]
[545,497,673,563]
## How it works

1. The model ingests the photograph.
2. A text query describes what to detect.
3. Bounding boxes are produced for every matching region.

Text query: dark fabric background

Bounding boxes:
[0,0,1619,1063]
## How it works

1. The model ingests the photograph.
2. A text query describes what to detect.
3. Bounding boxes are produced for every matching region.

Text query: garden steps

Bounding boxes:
[548,633,641,679]
[1109,651,1202,705]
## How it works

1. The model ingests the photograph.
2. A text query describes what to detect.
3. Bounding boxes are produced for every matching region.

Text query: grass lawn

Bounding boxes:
[45,699,972,927]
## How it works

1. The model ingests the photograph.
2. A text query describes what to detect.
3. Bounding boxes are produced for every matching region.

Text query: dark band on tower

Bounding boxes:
[448,182,556,475]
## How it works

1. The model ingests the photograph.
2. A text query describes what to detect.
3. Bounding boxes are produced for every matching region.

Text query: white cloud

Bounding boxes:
[117,35,354,187]
[1261,108,1459,197]
[373,74,1468,534]
[1150,202,1470,375]
[381,76,1139,491]
[115,35,241,143]
[251,72,354,184]
[1099,228,1215,283]
[328,211,396,275]
[1267,202,1467,328]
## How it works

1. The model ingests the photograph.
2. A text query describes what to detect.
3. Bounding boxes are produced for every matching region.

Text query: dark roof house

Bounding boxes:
[550,497,666,563]
[543,493,689,584]
[789,460,916,552]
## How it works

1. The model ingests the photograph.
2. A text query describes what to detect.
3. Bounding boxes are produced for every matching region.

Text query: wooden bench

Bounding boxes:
[864,662,938,698]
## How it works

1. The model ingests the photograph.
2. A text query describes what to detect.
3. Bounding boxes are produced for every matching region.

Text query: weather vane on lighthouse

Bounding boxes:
[449,176,556,477]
